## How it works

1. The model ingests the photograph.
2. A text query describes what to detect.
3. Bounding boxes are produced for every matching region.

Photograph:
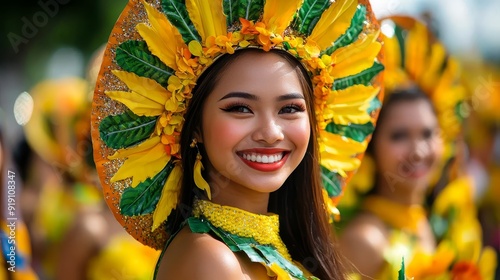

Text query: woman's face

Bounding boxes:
[200,51,310,198]
[373,98,443,191]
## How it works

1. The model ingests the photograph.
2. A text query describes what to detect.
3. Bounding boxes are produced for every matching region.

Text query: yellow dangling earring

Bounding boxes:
[191,138,211,199]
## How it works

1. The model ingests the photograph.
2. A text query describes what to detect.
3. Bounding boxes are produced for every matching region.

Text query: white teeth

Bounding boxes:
[262,155,269,163]
[241,153,284,163]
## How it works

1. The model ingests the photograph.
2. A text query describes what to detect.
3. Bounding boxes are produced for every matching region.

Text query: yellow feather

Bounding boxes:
[331,31,381,79]
[330,85,379,104]
[268,262,292,280]
[109,136,161,159]
[109,136,171,187]
[479,247,498,279]
[262,0,303,34]
[319,131,366,154]
[383,35,408,91]
[419,43,446,92]
[435,57,460,94]
[138,0,185,70]
[112,70,169,104]
[323,85,379,125]
[186,0,226,41]
[106,70,169,116]
[320,153,360,177]
[308,0,357,50]
[384,35,401,71]
[405,21,428,81]
[152,164,183,231]
[194,157,211,199]
[105,91,165,117]
[335,113,371,125]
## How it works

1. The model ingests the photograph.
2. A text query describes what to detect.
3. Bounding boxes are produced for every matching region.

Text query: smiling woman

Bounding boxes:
[90,0,384,279]
[198,50,310,200]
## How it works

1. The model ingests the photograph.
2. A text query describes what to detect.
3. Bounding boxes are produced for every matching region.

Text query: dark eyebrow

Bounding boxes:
[277,93,305,101]
[219,92,304,101]
[219,92,258,101]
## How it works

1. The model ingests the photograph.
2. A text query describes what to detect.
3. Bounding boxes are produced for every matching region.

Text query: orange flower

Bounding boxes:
[161,132,180,157]
[240,18,260,35]
[451,261,482,280]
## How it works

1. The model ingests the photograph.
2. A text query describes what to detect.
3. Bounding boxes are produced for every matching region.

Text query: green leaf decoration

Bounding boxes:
[187,217,307,279]
[333,62,384,90]
[238,244,268,263]
[223,0,264,25]
[454,100,467,123]
[326,122,374,143]
[429,212,449,240]
[255,245,307,279]
[99,110,157,149]
[294,0,331,35]
[120,161,175,216]
[394,24,406,69]
[223,0,239,26]
[116,40,174,87]
[323,5,366,55]
[398,257,406,280]
[187,217,211,233]
[241,0,264,21]
[161,0,201,43]
[321,166,342,197]
[367,96,382,114]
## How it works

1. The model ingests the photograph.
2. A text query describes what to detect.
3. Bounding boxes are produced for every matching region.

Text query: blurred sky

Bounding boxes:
[1,0,500,149]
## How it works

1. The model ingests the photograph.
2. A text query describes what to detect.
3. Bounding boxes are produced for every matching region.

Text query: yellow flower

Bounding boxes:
[406,241,455,278]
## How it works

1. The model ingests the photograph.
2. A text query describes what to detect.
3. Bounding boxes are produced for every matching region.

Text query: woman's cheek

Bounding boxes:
[204,116,249,147]
[287,119,310,149]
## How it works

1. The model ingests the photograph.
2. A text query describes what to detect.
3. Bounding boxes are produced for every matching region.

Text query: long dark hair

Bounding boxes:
[169,48,345,279]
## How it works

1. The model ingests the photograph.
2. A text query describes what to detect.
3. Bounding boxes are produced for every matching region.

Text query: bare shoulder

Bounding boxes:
[156,226,246,280]
[339,212,389,279]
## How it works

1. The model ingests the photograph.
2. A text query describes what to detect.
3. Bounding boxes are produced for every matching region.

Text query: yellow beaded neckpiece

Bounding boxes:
[192,199,292,261]
[362,196,427,235]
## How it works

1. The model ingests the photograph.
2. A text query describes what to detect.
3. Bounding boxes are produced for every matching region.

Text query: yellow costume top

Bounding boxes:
[352,179,497,280]
[87,234,160,280]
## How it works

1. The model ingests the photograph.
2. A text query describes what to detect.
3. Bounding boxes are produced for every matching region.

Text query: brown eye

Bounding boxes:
[220,103,252,113]
[390,130,408,141]
[422,128,433,140]
[279,104,305,114]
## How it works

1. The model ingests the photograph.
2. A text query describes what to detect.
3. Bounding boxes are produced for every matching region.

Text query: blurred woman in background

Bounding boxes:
[339,16,497,279]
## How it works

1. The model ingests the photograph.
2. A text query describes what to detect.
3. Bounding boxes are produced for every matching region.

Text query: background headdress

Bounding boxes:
[24,77,94,183]
[345,16,469,197]
[382,16,468,164]
[91,0,384,249]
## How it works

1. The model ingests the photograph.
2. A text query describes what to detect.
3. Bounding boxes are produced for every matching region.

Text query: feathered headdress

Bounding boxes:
[91,0,384,249]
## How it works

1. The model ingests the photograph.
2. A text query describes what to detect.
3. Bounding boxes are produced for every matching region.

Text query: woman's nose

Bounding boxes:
[252,119,284,144]
[410,139,431,163]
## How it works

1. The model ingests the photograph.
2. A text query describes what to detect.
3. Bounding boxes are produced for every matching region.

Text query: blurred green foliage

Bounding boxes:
[1,0,127,86]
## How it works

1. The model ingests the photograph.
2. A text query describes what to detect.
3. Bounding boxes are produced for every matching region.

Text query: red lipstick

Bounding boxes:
[237,148,289,172]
